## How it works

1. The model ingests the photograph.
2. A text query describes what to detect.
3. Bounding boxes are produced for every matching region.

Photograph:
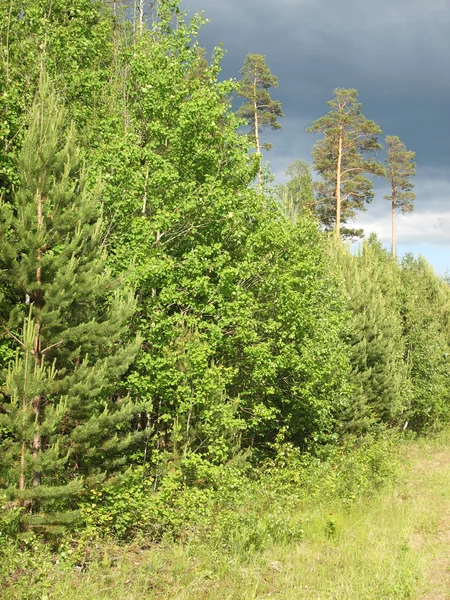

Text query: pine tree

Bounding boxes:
[236,53,283,183]
[400,255,450,430]
[307,88,383,236]
[0,72,141,528]
[384,136,416,258]
[336,240,408,430]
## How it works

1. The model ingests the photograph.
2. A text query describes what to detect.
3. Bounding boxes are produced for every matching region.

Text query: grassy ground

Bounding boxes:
[2,435,450,599]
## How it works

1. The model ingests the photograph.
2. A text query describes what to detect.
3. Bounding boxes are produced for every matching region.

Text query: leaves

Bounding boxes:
[307,88,383,234]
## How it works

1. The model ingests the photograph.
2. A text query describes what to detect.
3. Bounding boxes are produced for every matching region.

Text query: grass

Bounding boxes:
[2,433,450,599]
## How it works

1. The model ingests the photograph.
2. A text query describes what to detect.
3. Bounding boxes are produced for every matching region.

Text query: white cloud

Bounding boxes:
[356,209,450,246]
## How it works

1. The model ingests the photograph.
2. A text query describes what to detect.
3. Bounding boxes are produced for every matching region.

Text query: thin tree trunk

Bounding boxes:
[391,193,396,259]
[3,0,13,156]
[142,166,149,214]
[19,441,26,491]
[32,181,44,488]
[133,0,138,34]
[184,402,193,457]
[19,329,31,492]
[253,72,262,186]
[138,0,144,34]
[335,132,343,235]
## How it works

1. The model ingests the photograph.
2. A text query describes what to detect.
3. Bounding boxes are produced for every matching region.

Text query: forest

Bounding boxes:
[1,1,450,598]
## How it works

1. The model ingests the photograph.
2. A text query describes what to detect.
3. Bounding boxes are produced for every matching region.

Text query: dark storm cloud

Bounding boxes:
[182,0,450,169]
[180,0,450,248]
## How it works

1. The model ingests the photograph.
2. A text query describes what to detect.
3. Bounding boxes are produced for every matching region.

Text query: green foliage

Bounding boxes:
[263,430,401,505]
[279,160,316,221]
[400,255,450,430]
[0,72,140,524]
[0,0,448,560]
[307,88,383,235]
[336,240,409,430]
[65,432,400,550]
[72,5,349,457]
[0,0,115,201]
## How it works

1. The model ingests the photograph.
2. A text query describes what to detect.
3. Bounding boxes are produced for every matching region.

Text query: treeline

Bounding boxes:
[237,55,416,249]
[0,0,449,532]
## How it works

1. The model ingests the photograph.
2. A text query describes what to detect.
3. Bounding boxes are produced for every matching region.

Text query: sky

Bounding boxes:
[179,0,450,274]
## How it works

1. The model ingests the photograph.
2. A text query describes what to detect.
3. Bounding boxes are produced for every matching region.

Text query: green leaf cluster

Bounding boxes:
[0,0,449,538]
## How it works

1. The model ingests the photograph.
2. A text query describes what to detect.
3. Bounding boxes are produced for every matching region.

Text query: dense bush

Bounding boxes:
[0,0,449,550]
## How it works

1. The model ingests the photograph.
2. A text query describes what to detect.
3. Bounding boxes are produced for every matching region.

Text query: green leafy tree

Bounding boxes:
[0,0,115,202]
[0,73,141,527]
[279,160,316,221]
[384,135,416,258]
[224,213,351,447]
[307,88,383,236]
[91,5,349,457]
[236,53,283,183]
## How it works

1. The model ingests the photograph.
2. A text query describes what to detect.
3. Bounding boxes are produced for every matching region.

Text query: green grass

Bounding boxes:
[3,434,450,599]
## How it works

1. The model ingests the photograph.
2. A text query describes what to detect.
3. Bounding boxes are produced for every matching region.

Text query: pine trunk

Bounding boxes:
[253,72,262,185]
[391,194,396,259]
[19,441,25,491]
[335,132,343,235]
[32,186,44,488]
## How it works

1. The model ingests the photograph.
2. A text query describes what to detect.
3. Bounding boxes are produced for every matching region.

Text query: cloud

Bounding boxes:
[183,0,450,169]
[357,209,450,246]
[180,0,450,268]
[355,175,450,245]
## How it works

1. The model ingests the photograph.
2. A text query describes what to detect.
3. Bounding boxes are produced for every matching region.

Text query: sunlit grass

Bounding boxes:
[3,434,450,599]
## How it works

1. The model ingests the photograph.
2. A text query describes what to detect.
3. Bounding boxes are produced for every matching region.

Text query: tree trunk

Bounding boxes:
[253,72,262,186]
[335,132,343,235]
[138,0,144,34]
[391,193,396,259]
[32,184,44,488]
[3,1,13,155]
[142,167,149,214]
[19,441,25,491]
[133,0,138,34]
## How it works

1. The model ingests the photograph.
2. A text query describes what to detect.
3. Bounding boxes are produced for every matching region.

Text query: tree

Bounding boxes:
[400,255,450,430]
[384,135,416,258]
[0,73,141,528]
[236,53,283,183]
[307,88,383,236]
[332,238,408,431]
[279,160,316,221]
[91,6,349,457]
[0,0,117,220]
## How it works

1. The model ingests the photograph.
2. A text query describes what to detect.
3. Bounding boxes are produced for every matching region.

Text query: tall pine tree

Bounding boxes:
[307,88,383,237]
[236,54,283,184]
[0,72,141,528]
[384,135,416,258]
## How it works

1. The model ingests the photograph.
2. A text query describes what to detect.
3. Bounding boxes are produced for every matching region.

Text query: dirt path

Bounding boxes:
[408,446,450,599]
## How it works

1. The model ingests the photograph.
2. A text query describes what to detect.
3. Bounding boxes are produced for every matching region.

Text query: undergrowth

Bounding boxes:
[0,432,405,599]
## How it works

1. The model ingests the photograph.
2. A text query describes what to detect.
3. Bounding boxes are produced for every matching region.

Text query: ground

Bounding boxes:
[3,435,450,599]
